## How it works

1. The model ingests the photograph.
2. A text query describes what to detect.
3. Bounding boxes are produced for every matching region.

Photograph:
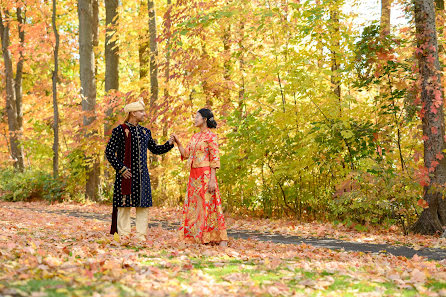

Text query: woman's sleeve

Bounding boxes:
[147,129,174,155]
[105,127,126,173]
[208,133,220,169]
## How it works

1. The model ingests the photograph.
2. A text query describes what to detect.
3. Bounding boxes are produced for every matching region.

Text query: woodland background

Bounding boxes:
[0,0,445,235]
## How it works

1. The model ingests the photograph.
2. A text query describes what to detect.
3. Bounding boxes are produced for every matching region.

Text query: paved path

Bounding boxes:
[3,206,445,261]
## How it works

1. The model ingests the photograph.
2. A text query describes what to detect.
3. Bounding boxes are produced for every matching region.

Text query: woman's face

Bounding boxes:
[194,112,205,127]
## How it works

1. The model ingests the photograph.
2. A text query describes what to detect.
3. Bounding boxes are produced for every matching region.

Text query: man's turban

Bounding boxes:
[124,100,145,113]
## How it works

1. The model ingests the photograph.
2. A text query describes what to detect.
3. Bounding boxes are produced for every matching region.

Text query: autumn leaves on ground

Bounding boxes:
[0,201,444,297]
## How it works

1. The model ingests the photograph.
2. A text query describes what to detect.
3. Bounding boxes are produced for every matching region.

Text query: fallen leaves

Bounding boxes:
[0,201,445,297]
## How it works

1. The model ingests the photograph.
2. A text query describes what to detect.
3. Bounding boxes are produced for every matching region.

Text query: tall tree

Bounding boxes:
[380,0,392,37]
[15,7,24,131]
[78,0,99,200]
[238,21,245,118]
[148,0,159,111]
[0,8,25,171]
[52,0,60,178]
[147,0,161,191]
[105,0,119,95]
[162,0,172,156]
[411,0,446,234]
[139,0,149,94]
[329,4,341,114]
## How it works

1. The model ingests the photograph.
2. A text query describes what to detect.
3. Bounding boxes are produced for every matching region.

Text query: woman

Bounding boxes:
[174,108,228,246]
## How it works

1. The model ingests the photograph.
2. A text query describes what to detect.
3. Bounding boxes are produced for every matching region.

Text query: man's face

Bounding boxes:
[132,110,147,122]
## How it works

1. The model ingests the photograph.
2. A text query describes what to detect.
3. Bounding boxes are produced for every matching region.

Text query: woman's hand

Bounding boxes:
[174,134,181,145]
[208,178,216,194]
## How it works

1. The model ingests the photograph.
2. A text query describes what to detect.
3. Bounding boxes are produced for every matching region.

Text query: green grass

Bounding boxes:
[2,279,96,297]
[5,250,442,297]
[428,279,446,290]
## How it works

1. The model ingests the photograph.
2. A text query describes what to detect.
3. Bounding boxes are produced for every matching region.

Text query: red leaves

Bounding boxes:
[415,166,430,187]
[417,199,429,209]
[431,126,438,135]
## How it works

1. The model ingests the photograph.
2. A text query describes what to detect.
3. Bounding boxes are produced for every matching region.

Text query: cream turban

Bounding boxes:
[124,100,145,113]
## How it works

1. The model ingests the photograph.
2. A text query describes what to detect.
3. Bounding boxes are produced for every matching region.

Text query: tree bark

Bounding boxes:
[222,24,232,113]
[148,0,159,111]
[105,0,119,94]
[329,6,341,115]
[52,0,60,178]
[411,0,446,234]
[15,7,24,130]
[162,0,172,163]
[78,0,100,200]
[0,9,25,171]
[139,0,149,95]
[147,0,160,189]
[104,0,119,133]
[238,21,245,119]
[380,0,392,37]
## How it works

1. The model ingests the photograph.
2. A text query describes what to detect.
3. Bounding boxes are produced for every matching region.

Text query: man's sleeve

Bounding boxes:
[146,129,174,155]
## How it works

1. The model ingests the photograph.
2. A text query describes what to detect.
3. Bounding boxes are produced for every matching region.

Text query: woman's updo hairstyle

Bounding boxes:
[198,108,217,129]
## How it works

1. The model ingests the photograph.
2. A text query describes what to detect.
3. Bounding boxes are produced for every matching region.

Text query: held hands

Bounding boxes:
[168,134,182,146]
[173,134,181,146]
[168,134,175,145]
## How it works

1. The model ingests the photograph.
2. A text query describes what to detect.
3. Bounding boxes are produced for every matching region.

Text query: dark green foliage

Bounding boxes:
[0,168,65,202]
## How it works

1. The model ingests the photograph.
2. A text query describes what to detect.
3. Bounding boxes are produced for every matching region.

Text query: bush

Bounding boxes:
[0,169,66,202]
[330,168,421,233]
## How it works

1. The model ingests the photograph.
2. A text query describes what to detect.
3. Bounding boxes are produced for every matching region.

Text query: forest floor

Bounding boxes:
[0,201,445,296]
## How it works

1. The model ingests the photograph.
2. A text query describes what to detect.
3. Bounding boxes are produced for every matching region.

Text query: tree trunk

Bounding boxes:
[105,0,119,94]
[147,0,160,189]
[139,0,149,95]
[148,0,159,111]
[78,0,99,200]
[105,0,119,133]
[15,7,25,130]
[380,0,392,37]
[222,24,232,113]
[0,10,25,172]
[329,6,341,114]
[238,21,245,119]
[52,0,60,178]
[411,0,446,234]
[162,0,172,163]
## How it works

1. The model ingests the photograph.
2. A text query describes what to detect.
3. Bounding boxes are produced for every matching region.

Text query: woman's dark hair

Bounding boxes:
[198,108,217,129]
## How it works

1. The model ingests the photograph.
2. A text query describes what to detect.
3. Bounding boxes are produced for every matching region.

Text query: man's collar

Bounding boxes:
[125,121,139,127]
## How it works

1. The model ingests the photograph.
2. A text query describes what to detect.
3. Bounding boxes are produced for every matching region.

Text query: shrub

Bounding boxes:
[0,168,66,202]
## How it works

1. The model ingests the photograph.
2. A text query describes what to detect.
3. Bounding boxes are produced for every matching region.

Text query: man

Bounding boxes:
[105,100,175,241]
